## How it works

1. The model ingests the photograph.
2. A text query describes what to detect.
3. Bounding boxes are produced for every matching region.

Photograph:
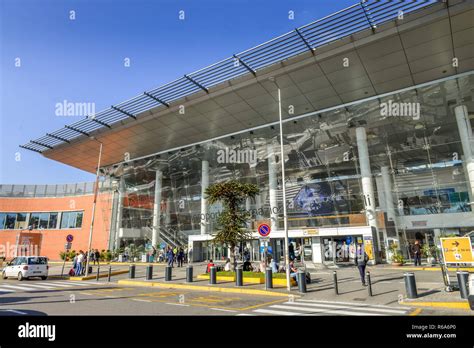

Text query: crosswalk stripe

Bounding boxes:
[20,284,55,289]
[253,308,300,316]
[0,288,15,292]
[282,302,405,315]
[61,281,95,286]
[0,284,37,291]
[270,304,381,316]
[296,299,408,310]
[38,282,74,287]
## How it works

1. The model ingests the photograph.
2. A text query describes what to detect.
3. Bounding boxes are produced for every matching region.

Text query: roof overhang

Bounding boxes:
[22,0,474,173]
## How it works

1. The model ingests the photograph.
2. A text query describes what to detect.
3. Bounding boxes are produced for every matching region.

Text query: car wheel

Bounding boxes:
[1,271,7,279]
[41,276,47,280]
[17,272,24,281]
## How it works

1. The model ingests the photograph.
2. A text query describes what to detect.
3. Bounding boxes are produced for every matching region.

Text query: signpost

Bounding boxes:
[440,237,474,264]
[61,235,74,277]
[258,223,271,287]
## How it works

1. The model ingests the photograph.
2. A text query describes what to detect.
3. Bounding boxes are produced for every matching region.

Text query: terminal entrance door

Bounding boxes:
[322,236,360,265]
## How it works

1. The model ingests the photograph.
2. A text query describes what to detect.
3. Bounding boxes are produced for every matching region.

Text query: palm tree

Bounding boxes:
[205,180,259,270]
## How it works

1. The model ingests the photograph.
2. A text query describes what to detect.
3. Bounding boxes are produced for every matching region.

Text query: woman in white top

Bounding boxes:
[224,258,231,271]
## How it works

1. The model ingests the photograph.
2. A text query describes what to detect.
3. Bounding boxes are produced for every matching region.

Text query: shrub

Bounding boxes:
[391,253,405,264]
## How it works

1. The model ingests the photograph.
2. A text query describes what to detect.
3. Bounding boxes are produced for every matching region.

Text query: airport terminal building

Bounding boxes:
[8,1,474,263]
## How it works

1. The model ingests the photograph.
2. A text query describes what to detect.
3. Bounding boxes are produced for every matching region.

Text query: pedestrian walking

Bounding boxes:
[94,249,100,265]
[354,245,369,286]
[167,247,174,268]
[413,240,422,266]
[177,248,184,267]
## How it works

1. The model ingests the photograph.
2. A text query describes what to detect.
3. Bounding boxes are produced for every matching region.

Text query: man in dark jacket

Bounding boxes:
[354,245,369,286]
[413,240,422,266]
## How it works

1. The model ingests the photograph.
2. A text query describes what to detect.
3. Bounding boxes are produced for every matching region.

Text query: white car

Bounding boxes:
[1,256,49,281]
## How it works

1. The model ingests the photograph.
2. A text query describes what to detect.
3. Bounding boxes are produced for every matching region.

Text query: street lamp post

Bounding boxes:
[85,139,103,277]
[268,77,291,292]
[276,88,291,292]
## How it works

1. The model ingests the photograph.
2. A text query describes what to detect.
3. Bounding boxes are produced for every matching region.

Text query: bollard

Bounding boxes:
[107,266,112,282]
[210,266,217,285]
[186,266,193,283]
[404,272,418,299]
[297,270,307,293]
[129,264,135,279]
[165,265,172,281]
[366,271,373,297]
[96,266,100,281]
[333,271,339,295]
[265,267,273,289]
[456,271,469,299]
[146,265,153,280]
[468,274,474,310]
[236,266,243,287]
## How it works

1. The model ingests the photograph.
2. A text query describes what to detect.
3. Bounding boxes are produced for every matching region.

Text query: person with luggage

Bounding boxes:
[75,251,84,276]
[354,244,369,286]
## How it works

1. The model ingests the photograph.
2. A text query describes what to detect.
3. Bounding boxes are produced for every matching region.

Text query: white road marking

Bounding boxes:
[39,282,74,287]
[0,309,27,315]
[210,308,237,313]
[283,301,406,314]
[0,288,15,292]
[297,299,408,310]
[253,308,299,316]
[270,304,381,316]
[0,284,37,291]
[132,299,151,303]
[165,303,190,307]
[20,284,55,289]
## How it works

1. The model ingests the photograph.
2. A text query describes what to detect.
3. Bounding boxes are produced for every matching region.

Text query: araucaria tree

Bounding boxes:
[205,180,259,270]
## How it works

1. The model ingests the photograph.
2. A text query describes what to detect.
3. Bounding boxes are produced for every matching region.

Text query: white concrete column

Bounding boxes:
[455,105,474,201]
[267,144,278,231]
[152,170,162,247]
[381,166,398,223]
[356,127,381,259]
[200,160,209,235]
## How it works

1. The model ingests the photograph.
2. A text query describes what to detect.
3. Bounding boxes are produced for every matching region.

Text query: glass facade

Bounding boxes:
[0,211,83,230]
[108,74,474,260]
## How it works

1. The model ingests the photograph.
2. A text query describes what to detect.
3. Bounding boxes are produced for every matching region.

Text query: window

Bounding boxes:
[48,213,58,229]
[28,257,47,265]
[4,213,16,229]
[0,213,5,229]
[60,211,84,229]
[29,213,40,229]
[16,213,27,229]
[38,213,49,229]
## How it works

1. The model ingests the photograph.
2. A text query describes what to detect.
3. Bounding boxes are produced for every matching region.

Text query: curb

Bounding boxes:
[69,269,129,281]
[387,267,474,272]
[400,300,471,311]
[49,261,169,266]
[117,279,294,297]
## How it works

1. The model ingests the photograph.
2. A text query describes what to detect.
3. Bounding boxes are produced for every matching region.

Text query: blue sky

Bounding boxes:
[1,0,355,184]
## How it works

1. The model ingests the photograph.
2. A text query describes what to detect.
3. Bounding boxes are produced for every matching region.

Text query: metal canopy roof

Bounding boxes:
[20,0,440,155]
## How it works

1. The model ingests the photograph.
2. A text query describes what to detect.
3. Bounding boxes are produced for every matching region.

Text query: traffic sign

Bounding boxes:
[65,242,72,250]
[440,237,474,264]
[257,223,271,237]
[66,234,74,242]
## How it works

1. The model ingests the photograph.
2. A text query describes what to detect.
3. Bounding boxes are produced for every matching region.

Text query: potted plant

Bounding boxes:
[422,245,438,266]
[391,253,405,266]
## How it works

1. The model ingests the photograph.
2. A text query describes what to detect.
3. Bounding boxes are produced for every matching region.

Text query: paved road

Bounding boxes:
[0,264,470,316]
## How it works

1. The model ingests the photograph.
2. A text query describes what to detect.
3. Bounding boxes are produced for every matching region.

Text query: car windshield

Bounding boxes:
[28,257,47,265]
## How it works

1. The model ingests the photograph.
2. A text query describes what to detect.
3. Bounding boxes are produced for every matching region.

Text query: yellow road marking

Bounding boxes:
[409,308,422,316]
[400,301,471,310]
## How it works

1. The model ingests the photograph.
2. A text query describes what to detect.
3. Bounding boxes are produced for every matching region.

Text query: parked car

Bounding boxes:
[1,256,49,281]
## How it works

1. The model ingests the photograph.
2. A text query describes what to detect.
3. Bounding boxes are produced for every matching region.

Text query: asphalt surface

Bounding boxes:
[0,263,471,316]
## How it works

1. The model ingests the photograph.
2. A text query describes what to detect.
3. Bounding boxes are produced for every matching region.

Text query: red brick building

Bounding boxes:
[0,183,113,260]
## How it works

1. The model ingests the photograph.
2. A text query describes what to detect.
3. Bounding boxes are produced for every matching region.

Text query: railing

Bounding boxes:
[0,180,113,198]
[21,0,438,154]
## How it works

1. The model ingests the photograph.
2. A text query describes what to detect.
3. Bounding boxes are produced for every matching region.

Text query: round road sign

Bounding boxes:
[66,234,74,242]
[257,223,271,237]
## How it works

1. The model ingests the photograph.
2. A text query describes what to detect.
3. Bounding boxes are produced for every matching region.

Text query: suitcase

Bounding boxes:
[68,268,75,276]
